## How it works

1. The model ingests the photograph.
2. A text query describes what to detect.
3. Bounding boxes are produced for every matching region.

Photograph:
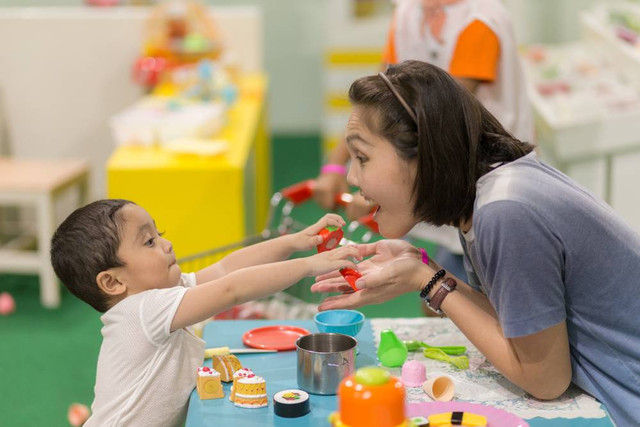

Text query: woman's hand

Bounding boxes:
[291,213,346,252]
[311,239,433,310]
[305,245,361,277]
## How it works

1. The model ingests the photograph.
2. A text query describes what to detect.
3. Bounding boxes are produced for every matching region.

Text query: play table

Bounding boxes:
[186,319,614,427]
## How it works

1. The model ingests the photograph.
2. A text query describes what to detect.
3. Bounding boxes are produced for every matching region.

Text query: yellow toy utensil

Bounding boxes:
[428,411,487,427]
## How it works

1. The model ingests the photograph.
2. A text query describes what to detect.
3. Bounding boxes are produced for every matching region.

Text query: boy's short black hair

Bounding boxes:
[51,199,134,312]
[348,60,534,228]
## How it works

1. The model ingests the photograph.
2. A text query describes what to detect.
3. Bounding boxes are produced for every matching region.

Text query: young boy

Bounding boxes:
[51,199,358,426]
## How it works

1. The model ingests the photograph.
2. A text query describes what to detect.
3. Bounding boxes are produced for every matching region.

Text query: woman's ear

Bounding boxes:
[96,270,126,297]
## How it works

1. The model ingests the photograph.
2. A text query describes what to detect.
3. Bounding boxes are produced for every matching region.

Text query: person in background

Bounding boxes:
[315,0,533,280]
[312,61,639,425]
[51,199,358,426]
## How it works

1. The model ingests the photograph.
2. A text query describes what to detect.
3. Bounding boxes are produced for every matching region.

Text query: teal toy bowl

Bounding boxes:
[314,310,365,337]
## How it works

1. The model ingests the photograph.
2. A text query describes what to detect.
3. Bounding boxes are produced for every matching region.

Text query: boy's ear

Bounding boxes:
[96,270,126,296]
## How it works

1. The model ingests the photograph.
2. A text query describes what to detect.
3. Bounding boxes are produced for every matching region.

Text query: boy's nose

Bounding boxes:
[161,237,173,253]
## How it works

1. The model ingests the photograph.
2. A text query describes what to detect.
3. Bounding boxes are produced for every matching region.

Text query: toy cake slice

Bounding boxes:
[196,366,224,400]
[230,368,254,402]
[233,374,268,408]
[211,354,242,382]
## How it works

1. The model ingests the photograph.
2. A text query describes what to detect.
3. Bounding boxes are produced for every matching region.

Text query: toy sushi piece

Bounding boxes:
[196,366,224,399]
[317,226,344,253]
[428,411,487,427]
[211,353,242,382]
[409,416,429,427]
[273,389,310,418]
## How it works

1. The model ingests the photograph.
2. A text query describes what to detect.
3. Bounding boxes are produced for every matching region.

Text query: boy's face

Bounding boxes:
[114,204,182,295]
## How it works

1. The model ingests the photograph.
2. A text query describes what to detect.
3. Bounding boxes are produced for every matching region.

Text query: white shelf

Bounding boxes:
[580,5,640,87]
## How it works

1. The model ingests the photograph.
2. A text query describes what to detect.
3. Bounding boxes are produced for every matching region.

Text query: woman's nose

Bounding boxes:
[346,165,357,187]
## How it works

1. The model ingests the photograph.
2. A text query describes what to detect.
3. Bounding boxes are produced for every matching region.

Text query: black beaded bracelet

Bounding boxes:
[420,269,446,299]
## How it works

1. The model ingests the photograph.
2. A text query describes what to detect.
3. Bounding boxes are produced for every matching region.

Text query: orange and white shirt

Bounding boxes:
[382,0,533,143]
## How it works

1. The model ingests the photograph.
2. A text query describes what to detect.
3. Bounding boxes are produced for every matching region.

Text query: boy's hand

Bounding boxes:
[305,245,361,277]
[292,213,346,252]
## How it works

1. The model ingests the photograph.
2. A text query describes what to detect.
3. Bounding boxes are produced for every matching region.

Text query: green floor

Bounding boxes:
[0,134,424,425]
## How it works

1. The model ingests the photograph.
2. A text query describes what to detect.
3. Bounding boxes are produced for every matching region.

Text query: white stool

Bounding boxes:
[0,157,89,308]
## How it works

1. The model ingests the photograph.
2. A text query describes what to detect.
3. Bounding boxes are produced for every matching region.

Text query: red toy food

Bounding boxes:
[317,226,344,253]
[339,267,362,292]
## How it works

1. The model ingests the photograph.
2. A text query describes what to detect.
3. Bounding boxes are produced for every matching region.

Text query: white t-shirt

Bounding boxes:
[86,273,205,427]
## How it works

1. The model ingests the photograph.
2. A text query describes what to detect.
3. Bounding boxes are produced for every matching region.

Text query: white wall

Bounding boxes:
[0,6,262,199]
[504,0,601,45]
[0,0,603,137]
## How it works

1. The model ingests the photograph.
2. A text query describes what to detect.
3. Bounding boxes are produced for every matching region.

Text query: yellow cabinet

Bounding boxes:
[107,74,270,258]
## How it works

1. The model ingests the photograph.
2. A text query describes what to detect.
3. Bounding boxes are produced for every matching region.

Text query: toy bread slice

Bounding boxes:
[212,354,242,382]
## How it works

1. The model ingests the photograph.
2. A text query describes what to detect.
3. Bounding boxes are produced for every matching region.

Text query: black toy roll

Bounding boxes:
[273,389,310,418]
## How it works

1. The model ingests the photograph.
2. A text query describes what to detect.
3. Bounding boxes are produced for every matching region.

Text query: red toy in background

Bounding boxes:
[132,56,173,88]
[281,180,379,234]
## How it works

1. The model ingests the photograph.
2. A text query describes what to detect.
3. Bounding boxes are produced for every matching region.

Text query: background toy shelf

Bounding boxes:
[522,2,640,232]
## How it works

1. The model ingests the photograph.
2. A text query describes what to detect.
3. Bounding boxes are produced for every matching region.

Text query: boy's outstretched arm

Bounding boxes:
[194,214,346,283]
[171,245,359,331]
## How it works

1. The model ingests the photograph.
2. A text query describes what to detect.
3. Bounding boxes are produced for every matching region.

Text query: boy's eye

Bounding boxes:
[157,230,165,237]
[145,237,156,247]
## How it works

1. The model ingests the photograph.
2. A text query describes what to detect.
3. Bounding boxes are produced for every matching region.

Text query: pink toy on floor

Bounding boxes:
[68,403,90,426]
[0,292,15,315]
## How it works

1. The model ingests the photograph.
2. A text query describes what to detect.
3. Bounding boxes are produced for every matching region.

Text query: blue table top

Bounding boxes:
[186,319,613,427]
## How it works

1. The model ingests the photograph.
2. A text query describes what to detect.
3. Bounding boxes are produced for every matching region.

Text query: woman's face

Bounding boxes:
[345,106,419,238]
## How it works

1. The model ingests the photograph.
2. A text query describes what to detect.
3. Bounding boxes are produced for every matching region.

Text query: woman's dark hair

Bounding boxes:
[348,60,534,227]
[51,199,134,312]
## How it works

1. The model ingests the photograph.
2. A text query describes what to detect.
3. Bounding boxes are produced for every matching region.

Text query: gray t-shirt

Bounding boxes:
[459,152,640,425]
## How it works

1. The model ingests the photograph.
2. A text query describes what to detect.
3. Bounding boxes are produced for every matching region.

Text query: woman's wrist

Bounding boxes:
[414,263,434,293]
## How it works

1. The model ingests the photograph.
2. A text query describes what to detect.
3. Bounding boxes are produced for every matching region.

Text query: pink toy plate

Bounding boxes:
[242,325,311,351]
[406,401,529,427]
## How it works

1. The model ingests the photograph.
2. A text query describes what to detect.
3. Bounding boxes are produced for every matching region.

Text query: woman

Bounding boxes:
[311,60,639,425]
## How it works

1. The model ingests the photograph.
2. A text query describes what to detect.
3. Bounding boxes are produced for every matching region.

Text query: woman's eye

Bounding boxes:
[356,156,367,165]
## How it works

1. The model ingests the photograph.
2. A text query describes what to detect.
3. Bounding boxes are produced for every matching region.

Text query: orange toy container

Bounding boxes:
[331,367,409,427]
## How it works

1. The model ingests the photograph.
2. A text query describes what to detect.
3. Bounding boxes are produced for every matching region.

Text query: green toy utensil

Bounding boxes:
[377,329,408,367]
[422,347,469,370]
[403,340,467,356]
